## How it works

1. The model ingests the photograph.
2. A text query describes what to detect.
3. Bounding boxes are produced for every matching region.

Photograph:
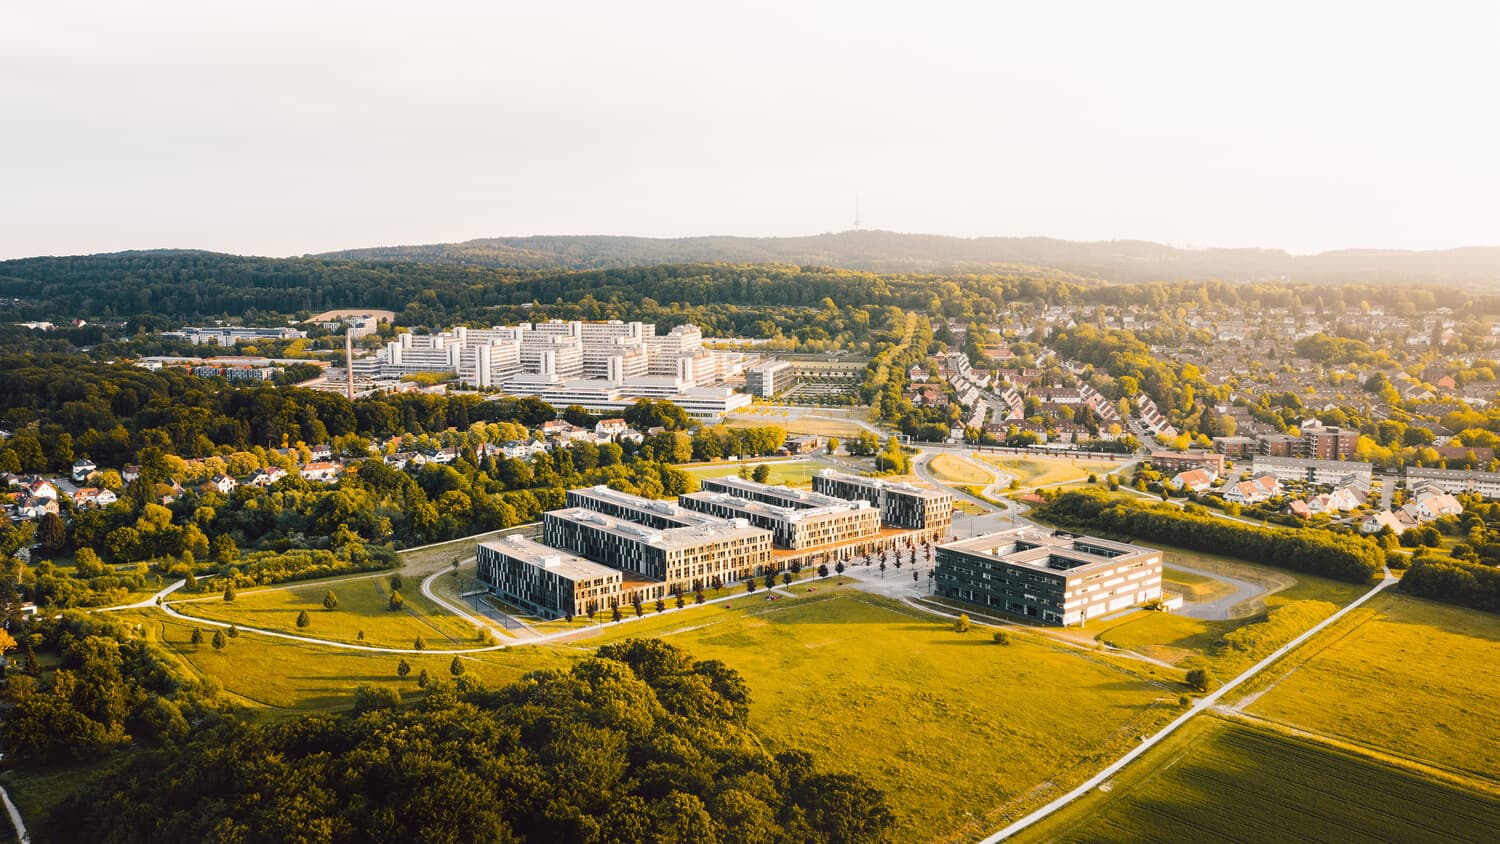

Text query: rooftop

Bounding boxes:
[680,491,872,522]
[547,507,766,549]
[480,535,621,581]
[941,528,1158,577]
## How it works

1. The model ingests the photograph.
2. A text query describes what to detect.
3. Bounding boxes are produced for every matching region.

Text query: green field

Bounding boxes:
[927,453,993,484]
[683,459,822,487]
[169,574,486,650]
[1091,611,1231,665]
[641,592,1182,843]
[129,587,1184,843]
[121,608,569,712]
[1017,717,1500,843]
[1239,592,1500,782]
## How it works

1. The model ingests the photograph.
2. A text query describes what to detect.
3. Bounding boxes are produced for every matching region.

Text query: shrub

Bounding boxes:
[954,613,971,633]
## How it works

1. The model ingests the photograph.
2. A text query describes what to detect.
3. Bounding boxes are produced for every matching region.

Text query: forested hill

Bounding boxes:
[315,230,1500,287]
[2,250,1494,328]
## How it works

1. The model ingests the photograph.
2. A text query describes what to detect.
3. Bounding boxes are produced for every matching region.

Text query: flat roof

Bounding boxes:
[479,535,620,581]
[568,485,712,525]
[680,491,872,523]
[815,469,953,500]
[940,528,1158,577]
[546,507,768,549]
[700,476,849,508]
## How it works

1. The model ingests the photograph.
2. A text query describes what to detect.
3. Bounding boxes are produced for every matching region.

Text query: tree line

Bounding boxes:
[1035,489,1384,584]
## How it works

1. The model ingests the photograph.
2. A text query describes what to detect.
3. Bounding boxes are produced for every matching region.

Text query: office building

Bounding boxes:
[745,359,794,398]
[678,491,879,550]
[700,476,849,509]
[475,535,622,619]
[811,470,954,535]
[934,528,1162,626]
[565,485,708,530]
[543,508,773,599]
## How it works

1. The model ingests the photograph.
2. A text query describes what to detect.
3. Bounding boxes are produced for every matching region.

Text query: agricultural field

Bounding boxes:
[976,455,1108,489]
[1016,717,1500,843]
[1237,592,1500,782]
[926,453,993,484]
[169,574,485,650]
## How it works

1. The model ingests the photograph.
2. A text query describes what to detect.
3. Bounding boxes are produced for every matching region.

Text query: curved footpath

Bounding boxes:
[978,567,1397,843]
[0,782,29,843]
[1168,562,1272,621]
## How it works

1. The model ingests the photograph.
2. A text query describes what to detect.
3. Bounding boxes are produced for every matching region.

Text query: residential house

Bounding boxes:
[249,466,288,487]
[1225,474,1281,505]
[300,461,342,483]
[1360,510,1415,535]
[595,418,628,438]
[70,459,97,482]
[210,474,238,494]
[72,487,118,509]
[1169,468,1217,493]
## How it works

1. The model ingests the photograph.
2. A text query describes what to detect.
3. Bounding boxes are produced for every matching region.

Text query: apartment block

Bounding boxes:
[1148,450,1226,476]
[1301,425,1359,460]
[1251,455,1373,486]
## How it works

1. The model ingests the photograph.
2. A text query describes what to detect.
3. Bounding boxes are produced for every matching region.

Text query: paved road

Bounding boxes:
[1168,562,1272,621]
[978,566,1397,842]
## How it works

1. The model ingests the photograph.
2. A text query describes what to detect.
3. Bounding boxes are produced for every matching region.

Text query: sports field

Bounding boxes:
[1238,592,1500,782]
[1016,717,1500,843]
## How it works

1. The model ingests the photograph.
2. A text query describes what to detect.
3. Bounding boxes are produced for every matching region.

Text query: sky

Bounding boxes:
[2,1,1497,259]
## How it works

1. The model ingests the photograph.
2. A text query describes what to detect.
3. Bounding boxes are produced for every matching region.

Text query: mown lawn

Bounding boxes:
[1015,717,1500,843]
[1240,592,1500,782]
[683,459,822,487]
[169,575,485,650]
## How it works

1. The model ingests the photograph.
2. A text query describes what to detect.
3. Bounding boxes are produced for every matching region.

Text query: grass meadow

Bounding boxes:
[926,453,994,484]
[169,574,484,650]
[976,455,1099,488]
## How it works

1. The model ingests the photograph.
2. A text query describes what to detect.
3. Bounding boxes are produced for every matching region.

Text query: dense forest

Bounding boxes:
[313,230,1500,288]
[4,251,1495,332]
[19,632,894,843]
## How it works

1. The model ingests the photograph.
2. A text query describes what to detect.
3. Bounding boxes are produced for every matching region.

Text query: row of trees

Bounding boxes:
[1401,556,1500,613]
[1036,489,1384,584]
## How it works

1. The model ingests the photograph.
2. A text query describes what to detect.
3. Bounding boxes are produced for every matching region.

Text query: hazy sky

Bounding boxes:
[3,1,1497,258]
